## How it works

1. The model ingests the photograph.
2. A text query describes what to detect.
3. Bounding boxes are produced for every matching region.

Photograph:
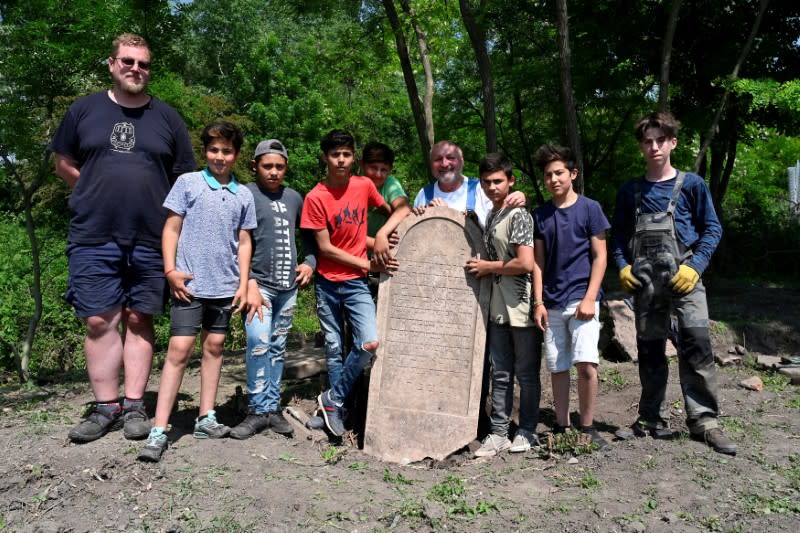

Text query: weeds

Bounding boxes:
[383,468,414,486]
[761,372,790,393]
[581,469,601,490]
[742,492,800,514]
[427,475,465,504]
[348,461,367,471]
[600,367,628,390]
[319,445,346,464]
[546,429,595,456]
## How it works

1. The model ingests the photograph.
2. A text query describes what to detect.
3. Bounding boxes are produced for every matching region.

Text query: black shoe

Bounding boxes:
[615,419,672,441]
[268,409,293,435]
[122,405,150,440]
[580,425,609,451]
[68,404,122,443]
[552,424,572,435]
[229,413,270,440]
[691,428,737,456]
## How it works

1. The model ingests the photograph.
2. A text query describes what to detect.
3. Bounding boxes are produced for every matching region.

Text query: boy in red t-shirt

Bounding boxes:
[300,129,405,436]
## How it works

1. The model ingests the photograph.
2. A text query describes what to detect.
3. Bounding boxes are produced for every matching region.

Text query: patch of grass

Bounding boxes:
[348,461,368,471]
[699,515,722,531]
[319,445,346,464]
[383,468,414,486]
[209,514,250,532]
[581,469,601,490]
[294,285,320,334]
[742,492,800,514]
[546,428,596,456]
[761,372,790,393]
[720,416,746,434]
[788,396,800,409]
[279,452,299,463]
[643,498,658,513]
[449,499,498,517]
[427,475,465,504]
[600,367,629,390]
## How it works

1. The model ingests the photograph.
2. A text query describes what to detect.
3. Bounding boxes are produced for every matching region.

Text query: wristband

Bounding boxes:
[533,301,544,307]
[165,268,176,277]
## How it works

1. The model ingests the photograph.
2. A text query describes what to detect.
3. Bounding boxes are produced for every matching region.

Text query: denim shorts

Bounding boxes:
[65,242,166,318]
[169,297,234,336]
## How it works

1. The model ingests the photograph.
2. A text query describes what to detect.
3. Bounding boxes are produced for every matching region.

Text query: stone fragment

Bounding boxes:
[756,355,783,369]
[715,353,742,366]
[738,376,764,391]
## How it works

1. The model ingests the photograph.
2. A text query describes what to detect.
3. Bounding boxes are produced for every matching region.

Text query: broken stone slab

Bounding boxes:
[756,355,784,369]
[738,376,764,391]
[716,353,743,366]
[283,346,326,380]
[364,207,490,463]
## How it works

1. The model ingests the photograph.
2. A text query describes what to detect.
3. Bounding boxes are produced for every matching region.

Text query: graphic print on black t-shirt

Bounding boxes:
[110,122,135,152]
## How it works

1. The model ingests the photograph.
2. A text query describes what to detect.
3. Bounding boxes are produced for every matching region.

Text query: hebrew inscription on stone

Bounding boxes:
[364,207,490,463]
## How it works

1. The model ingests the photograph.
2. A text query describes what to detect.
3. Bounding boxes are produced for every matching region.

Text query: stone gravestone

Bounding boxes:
[363,207,491,463]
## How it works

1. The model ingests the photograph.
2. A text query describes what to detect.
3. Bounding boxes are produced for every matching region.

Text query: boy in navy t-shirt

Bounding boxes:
[532,145,610,450]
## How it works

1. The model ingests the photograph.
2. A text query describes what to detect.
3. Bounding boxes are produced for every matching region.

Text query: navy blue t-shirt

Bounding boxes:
[49,91,196,250]
[533,195,611,309]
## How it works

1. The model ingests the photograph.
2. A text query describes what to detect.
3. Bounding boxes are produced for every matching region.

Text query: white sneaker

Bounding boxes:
[474,434,511,457]
[509,429,537,453]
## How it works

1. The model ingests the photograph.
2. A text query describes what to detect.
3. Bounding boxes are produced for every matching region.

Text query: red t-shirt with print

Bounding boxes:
[301,175,385,281]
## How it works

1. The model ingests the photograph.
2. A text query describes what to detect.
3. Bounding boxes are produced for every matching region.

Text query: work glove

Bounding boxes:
[619,264,642,293]
[670,264,699,294]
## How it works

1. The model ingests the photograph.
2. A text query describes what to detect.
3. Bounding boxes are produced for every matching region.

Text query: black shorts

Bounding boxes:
[169,297,234,336]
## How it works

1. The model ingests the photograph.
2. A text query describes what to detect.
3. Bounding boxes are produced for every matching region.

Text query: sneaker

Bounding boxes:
[193,409,230,439]
[581,425,609,451]
[318,391,345,437]
[137,429,168,462]
[306,415,325,430]
[229,413,270,440]
[615,419,672,440]
[268,409,293,435]
[474,434,512,457]
[68,403,122,443]
[509,429,538,453]
[691,427,737,456]
[122,405,150,440]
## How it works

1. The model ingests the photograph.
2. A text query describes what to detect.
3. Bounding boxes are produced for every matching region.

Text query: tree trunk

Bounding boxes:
[658,0,683,111]
[555,0,584,192]
[382,0,432,168]
[399,0,434,152]
[459,0,497,153]
[693,0,770,175]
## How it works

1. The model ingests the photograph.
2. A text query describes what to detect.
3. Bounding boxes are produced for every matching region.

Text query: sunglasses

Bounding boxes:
[113,57,151,71]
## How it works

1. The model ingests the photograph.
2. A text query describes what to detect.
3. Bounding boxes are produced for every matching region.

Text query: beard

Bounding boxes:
[437,170,458,185]
[118,76,148,95]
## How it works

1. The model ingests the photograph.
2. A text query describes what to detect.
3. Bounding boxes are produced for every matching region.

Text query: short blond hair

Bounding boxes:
[111,33,150,57]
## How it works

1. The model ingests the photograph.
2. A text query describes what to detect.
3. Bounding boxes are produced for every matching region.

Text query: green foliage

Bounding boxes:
[427,475,465,504]
[383,468,414,486]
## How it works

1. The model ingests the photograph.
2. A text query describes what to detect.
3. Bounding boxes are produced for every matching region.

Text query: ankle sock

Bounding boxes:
[123,397,144,410]
[96,402,122,417]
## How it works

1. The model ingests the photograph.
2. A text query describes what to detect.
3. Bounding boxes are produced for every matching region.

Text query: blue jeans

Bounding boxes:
[244,285,297,414]
[315,276,378,403]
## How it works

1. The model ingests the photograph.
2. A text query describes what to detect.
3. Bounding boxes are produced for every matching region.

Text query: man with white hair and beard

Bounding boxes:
[413,141,524,227]
[50,33,196,444]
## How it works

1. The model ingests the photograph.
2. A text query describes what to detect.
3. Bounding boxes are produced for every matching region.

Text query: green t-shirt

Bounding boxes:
[367,174,407,237]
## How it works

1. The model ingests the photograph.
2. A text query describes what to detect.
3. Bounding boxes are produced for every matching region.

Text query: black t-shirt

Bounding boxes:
[49,91,196,249]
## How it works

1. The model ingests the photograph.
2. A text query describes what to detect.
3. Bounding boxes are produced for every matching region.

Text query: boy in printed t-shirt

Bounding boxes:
[229,139,317,439]
[532,144,610,450]
[465,153,541,457]
[300,130,407,437]
[138,121,256,462]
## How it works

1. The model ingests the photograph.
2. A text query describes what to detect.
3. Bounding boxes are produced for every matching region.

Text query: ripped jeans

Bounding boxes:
[314,276,378,403]
[244,285,298,413]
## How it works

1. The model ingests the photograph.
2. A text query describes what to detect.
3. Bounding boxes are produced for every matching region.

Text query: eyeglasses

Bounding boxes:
[639,136,669,148]
[113,57,151,71]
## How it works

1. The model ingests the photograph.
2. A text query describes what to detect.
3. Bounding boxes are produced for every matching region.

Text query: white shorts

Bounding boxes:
[543,300,601,373]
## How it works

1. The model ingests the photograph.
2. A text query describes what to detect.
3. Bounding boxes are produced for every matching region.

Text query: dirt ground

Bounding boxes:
[1,282,799,533]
